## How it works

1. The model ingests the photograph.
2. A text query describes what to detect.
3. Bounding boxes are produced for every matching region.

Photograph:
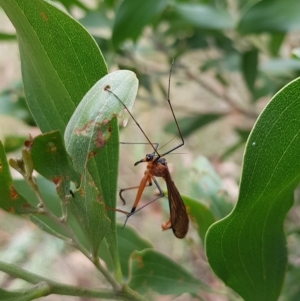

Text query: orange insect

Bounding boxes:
[105,61,189,238]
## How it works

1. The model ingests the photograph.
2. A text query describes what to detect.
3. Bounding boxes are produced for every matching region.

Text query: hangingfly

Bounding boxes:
[105,60,189,238]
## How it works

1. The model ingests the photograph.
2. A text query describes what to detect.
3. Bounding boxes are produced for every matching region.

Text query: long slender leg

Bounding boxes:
[129,177,164,215]
[119,178,152,205]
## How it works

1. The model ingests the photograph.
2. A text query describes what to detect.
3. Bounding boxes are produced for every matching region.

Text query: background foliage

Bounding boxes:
[1,0,300,301]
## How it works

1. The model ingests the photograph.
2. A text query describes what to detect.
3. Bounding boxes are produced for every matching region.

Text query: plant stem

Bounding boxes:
[0,261,147,300]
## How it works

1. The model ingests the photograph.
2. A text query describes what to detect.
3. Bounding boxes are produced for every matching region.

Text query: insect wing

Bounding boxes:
[165,171,189,238]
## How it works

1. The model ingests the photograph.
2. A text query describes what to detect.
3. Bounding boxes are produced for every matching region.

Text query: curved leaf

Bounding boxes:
[206,77,300,301]
[239,0,300,34]
[64,70,138,257]
[0,0,107,133]
[64,70,138,173]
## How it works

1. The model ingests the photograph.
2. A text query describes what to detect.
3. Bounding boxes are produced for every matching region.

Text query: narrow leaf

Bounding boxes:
[174,3,234,30]
[0,0,107,133]
[206,77,300,301]
[64,70,138,257]
[64,70,138,173]
[241,49,258,96]
[112,0,168,47]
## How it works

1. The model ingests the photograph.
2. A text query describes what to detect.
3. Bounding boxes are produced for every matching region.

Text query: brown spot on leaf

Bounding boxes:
[0,162,2,172]
[24,134,34,150]
[40,12,48,21]
[132,253,144,268]
[95,131,105,148]
[88,151,96,159]
[10,186,18,200]
[52,176,62,186]
[8,207,15,213]
[22,203,32,209]
[74,120,95,136]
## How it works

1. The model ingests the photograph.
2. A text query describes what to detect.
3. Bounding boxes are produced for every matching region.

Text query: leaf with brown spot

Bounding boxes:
[0,141,37,214]
[64,70,138,256]
[30,131,80,200]
[64,70,138,173]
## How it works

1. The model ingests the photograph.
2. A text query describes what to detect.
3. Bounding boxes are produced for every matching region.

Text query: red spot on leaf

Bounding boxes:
[40,12,48,21]
[24,134,34,150]
[95,131,105,148]
[10,186,18,200]
[52,176,62,186]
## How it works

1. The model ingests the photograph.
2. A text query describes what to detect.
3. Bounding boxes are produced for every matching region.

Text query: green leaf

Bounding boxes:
[0,0,107,133]
[64,70,138,258]
[241,49,258,96]
[189,156,233,220]
[261,59,300,76]
[117,224,153,278]
[55,0,88,11]
[164,113,224,137]
[182,195,215,244]
[30,131,79,200]
[112,0,168,48]
[238,0,300,34]
[268,32,285,57]
[14,177,89,248]
[64,70,138,173]
[174,3,234,30]
[68,176,110,257]
[0,141,37,214]
[128,249,201,295]
[206,77,300,301]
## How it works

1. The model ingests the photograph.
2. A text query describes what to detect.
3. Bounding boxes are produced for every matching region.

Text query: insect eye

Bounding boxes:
[146,154,153,161]
[158,158,166,165]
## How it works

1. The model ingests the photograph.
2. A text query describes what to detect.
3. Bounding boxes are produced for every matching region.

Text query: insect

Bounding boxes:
[105,61,189,239]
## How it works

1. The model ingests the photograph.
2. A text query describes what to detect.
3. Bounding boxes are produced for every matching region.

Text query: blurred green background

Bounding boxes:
[1,0,300,300]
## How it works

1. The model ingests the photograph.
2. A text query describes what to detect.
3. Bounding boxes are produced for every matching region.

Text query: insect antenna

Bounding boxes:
[104,86,160,158]
[159,59,184,158]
